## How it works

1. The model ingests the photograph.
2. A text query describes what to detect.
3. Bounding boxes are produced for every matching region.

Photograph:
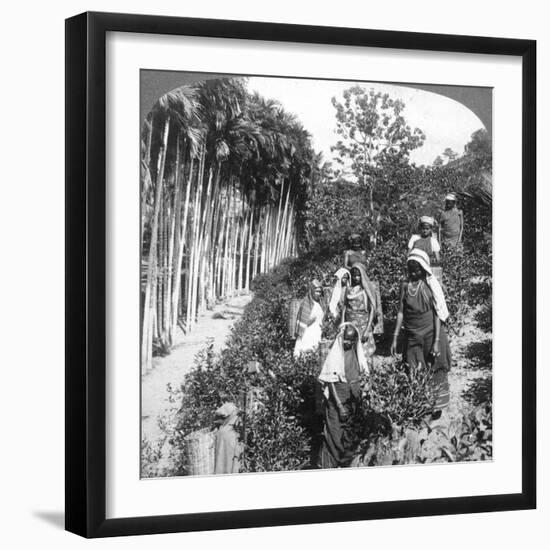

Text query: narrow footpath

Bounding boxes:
[141,293,252,460]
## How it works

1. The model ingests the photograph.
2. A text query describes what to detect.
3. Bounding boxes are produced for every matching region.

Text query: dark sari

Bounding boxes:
[402,281,451,410]
[319,349,362,468]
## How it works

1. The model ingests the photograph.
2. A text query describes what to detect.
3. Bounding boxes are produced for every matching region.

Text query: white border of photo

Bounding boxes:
[106,31,522,519]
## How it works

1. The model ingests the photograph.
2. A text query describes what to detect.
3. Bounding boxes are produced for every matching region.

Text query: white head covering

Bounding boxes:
[419,215,435,227]
[329,268,351,317]
[318,322,369,384]
[215,402,239,420]
[407,248,432,275]
[406,249,449,322]
[445,193,456,201]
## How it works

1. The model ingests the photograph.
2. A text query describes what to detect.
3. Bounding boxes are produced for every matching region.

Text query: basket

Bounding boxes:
[184,428,215,476]
[288,298,301,337]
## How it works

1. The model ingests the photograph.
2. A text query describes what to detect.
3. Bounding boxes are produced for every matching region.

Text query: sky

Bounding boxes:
[247,76,485,167]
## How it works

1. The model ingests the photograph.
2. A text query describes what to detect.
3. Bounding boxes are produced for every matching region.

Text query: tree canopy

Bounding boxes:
[331,87,425,210]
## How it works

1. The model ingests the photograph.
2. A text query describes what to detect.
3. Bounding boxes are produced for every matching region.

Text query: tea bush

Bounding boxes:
[162,133,493,474]
[352,401,492,466]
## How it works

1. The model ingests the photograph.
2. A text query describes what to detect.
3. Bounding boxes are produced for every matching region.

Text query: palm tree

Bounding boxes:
[141,85,200,371]
[140,78,318,368]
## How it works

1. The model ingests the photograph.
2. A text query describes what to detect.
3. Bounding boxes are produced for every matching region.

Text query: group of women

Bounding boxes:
[294,234,380,366]
[292,223,452,468]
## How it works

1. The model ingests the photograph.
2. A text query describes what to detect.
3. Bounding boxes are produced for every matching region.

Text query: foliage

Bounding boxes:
[141,437,166,478]
[243,352,319,471]
[303,179,371,254]
[367,359,438,427]
[331,87,425,184]
[329,86,426,240]
[155,218,492,473]
[147,99,493,476]
[141,77,321,369]
[463,128,492,174]
[353,402,492,466]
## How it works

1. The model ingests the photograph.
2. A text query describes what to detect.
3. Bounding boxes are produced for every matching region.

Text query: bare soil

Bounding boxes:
[444,308,492,428]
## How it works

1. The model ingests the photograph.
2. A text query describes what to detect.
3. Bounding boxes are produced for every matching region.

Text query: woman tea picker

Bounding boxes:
[328,268,351,320]
[343,233,367,269]
[408,215,441,266]
[318,323,369,468]
[390,249,452,415]
[341,263,378,365]
[293,279,325,358]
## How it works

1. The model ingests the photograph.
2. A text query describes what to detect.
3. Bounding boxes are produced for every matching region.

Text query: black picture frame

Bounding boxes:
[65,11,536,538]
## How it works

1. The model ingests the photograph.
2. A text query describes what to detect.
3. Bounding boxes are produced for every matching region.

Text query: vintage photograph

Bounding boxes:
[140,71,492,478]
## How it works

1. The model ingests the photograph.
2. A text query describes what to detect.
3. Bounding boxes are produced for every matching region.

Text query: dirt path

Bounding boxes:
[141,293,252,450]
[447,311,492,422]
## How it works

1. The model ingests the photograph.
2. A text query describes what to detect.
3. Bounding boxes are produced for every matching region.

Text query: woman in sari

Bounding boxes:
[318,323,369,468]
[293,279,325,358]
[408,215,441,265]
[328,267,351,319]
[390,249,452,414]
[341,263,378,364]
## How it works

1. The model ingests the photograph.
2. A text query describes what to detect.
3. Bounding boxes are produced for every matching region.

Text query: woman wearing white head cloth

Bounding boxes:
[390,249,452,414]
[341,263,378,364]
[293,279,325,358]
[318,323,368,468]
[408,215,441,265]
[328,268,351,319]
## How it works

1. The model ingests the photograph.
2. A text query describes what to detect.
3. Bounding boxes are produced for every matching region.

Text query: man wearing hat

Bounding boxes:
[438,193,463,248]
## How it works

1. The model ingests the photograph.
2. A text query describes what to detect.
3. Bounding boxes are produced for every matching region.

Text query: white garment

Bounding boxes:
[318,322,369,384]
[293,301,324,358]
[408,234,441,253]
[329,268,351,318]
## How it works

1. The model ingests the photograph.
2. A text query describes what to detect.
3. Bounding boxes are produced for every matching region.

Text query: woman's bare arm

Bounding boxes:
[390,282,406,355]
[432,314,441,356]
[344,250,351,269]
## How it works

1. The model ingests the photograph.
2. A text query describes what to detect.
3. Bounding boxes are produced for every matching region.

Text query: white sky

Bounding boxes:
[248,76,484,167]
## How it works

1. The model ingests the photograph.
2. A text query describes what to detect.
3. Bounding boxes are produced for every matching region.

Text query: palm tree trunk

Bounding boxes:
[261,207,270,273]
[214,187,227,298]
[141,115,169,372]
[222,181,234,297]
[237,196,246,293]
[140,113,154,256]
[171,152,193,336]
[197,167,214,314]
[275,180,291,262]
[252,202,262,280]
[189,145,206,329]
[230,188,240,296]
[244,202,255,291]
[270,182,284,267]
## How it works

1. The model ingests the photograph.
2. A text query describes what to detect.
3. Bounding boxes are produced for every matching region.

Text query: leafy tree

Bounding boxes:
[140,78,320,369]
[463,128,492,174]
[442,147,459,163]
[330,86,425,216]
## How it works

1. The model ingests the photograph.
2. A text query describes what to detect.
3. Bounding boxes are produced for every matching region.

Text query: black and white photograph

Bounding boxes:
[0,0,543,544]
[140,71,493,478]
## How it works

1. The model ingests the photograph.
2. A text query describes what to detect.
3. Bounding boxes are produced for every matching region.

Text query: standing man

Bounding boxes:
[438,193,463,249]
